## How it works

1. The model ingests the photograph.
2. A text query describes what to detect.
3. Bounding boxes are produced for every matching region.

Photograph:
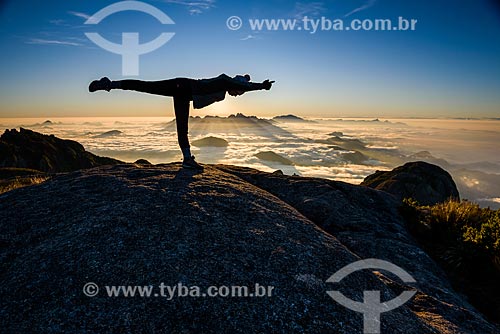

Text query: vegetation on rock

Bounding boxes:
[402,198,500,322]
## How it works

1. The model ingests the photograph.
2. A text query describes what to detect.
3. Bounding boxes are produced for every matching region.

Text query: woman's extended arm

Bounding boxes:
[219,74,274,92]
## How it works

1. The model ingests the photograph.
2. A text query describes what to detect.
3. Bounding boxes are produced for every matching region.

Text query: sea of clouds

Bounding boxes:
[1,116,499,208]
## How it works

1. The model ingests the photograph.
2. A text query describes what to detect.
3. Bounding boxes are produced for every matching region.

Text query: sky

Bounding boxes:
[0,0,500,118]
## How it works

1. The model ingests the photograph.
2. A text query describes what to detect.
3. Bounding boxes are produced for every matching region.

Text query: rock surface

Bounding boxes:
[0,163,497,333]
[0,128,122,173]
[361,161,460,205]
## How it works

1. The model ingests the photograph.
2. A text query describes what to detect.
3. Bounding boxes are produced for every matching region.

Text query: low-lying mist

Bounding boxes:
[2,115,499,208]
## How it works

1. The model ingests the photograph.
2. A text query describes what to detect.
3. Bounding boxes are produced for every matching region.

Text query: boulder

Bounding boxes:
[361,161,460,205]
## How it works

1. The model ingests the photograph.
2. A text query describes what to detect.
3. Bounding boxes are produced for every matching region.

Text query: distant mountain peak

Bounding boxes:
[272,114,315,123]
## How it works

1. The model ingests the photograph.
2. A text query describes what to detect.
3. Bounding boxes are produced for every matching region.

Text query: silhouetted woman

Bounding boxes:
[89,74,274,170]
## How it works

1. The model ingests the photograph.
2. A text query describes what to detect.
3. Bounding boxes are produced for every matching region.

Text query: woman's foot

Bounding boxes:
[89,77,112,92]
[182,156,204,171]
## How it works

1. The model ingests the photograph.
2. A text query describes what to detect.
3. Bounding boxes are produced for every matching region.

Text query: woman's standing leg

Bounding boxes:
[173,96,190,153]
[174,96,203,170]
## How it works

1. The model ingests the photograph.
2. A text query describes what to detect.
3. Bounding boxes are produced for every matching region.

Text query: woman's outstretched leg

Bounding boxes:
[89,77,192,97]
[114,79,179,96]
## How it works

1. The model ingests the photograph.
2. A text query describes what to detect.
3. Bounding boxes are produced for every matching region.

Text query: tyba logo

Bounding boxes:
[326,259,417,334]
[85,1,175,75]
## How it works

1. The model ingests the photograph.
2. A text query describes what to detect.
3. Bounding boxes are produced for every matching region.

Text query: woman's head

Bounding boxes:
[233,74,251,83]
[229,74,251,96]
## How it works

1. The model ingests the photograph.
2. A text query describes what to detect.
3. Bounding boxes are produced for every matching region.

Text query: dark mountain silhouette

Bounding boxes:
[255,151,294,165]
[0,128,122,173]
[164,113,275,129]
[328,131,344,136]
[341,151,370,164]
[163,114,296,140]
[272,114,314,122]
[317,136,368,151]
[92,130,123,138]
[192,136,229,147]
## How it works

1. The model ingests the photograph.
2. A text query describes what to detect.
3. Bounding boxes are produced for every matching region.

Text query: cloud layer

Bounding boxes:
[6,115,499,208]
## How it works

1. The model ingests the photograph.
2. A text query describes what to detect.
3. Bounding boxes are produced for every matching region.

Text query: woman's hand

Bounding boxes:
[262,80,275,90]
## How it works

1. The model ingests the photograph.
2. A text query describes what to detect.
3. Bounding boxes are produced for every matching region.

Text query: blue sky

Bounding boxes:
[1,0,500,118]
